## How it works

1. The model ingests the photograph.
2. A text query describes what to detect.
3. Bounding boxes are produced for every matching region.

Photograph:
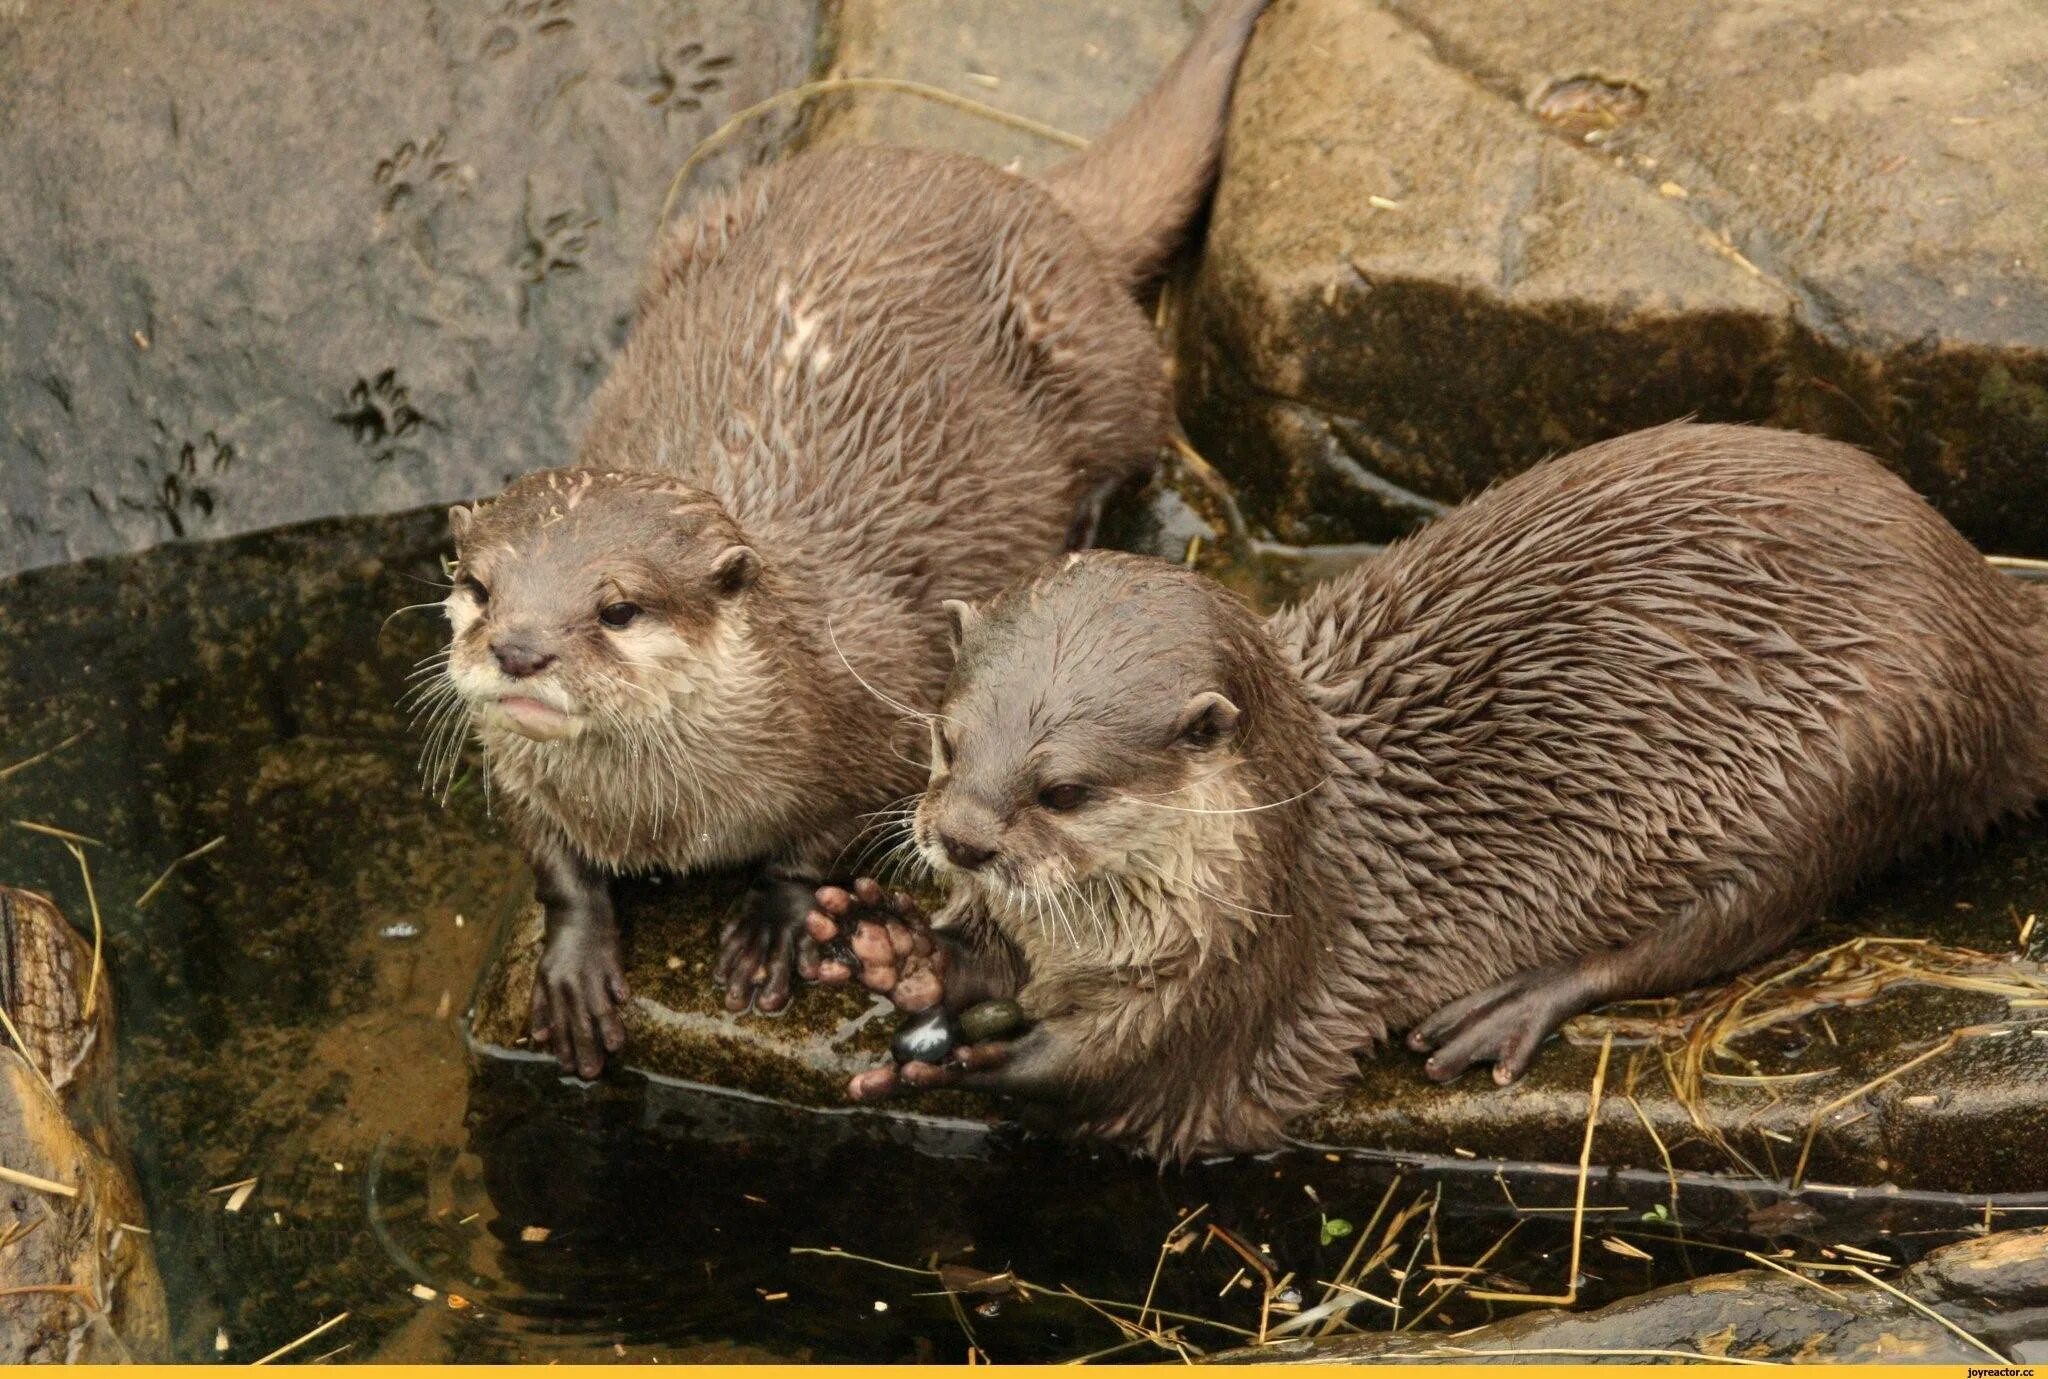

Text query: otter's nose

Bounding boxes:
[492,639,556,679]
[940,832,996,871]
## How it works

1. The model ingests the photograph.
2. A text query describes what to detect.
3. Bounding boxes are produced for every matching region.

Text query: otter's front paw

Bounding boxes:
[530,924,630,1080]
[802,881,1029,1102]
[1406,963,1582,1087]
[799,879,946,1011]
[713,876,815,1014]
[847,1040,1014,1102]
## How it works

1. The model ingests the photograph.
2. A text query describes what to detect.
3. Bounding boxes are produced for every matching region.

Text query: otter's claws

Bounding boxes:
[845,1040,1013,1102]
[530,925,630,1080]
[714,874,817,1014]
[1407,963,1586,1087]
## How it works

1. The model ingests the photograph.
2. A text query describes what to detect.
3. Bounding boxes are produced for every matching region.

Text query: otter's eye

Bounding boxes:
[599,602,641,629]
[462,577,489,605]
[1038,783,1091,813]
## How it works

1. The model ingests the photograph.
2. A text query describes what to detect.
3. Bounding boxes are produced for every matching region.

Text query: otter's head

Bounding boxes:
[914,553,1298,918]
[439,468,760,746]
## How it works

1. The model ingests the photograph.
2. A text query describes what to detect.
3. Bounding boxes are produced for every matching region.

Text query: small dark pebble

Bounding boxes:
[892,1009,957,1065]
[957,998,1023,1043]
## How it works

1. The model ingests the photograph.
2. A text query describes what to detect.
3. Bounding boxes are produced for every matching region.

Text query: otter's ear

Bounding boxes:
[1175,691,1242,748]
[710,544,759,597]
[941,599,980,657]
[448,504,474,543]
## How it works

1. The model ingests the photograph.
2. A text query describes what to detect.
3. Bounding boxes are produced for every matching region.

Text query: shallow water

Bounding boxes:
[0,504,2025,1362]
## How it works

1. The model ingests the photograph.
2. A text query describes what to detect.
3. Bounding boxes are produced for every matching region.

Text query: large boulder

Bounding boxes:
[1178,0,2048,552]
[0,0,817,577]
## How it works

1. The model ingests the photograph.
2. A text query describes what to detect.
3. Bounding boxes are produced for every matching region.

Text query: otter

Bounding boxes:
[422,0,1272,1077]
[804,422,2048,1160]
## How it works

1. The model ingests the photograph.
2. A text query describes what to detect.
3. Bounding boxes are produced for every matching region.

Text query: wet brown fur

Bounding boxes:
[427,0,1271,1068]
[914,423,2048,1160]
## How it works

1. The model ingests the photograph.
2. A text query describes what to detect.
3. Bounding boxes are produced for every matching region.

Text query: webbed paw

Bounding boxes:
[1406,963,1586,1086]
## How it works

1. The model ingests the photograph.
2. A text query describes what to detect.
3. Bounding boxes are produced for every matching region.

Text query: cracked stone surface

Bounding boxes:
[0,0,817,577]
[1178,0,2048,552]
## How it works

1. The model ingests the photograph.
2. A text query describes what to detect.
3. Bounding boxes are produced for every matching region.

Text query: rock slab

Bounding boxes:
[468,811,2048,1196]
[1180,0,2048,552]
[0,0,817,576]
[806,0,1199,172]
[0,0,1212,579]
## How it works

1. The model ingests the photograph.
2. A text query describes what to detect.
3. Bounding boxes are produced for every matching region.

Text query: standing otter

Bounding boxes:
[422,0,1272,1077]
[805,423,2048,1160]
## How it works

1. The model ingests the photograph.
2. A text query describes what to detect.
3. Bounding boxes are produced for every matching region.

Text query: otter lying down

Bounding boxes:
[803,422,2048,1161]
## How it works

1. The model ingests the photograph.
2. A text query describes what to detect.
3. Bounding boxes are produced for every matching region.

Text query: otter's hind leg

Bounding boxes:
[1066,470,1135,549]
[1407,889,1810,1086]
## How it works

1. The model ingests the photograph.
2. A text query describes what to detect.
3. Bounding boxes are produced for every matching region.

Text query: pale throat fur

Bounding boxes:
[474,612,801,876]
[921,704,1355,1088]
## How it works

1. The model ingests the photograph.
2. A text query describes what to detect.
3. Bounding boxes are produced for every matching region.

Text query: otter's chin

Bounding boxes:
[485,695,585,742]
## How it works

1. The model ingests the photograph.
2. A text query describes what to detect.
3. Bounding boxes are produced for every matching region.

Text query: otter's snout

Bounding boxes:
[927,791,1003,874]
[492,637,556,679]
[939,831,996,871]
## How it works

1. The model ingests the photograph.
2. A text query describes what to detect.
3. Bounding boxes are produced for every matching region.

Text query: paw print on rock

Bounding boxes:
[639,41,735,126]
[334,370,428,465]
[122,429,235,539]
[373,132,461,218]
[514,193,602,322]
[481,0,574,57]
[517,208,598,283]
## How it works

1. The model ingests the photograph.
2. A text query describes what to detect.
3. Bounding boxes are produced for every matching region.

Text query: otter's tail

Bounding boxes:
[1039,0,1269,289]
